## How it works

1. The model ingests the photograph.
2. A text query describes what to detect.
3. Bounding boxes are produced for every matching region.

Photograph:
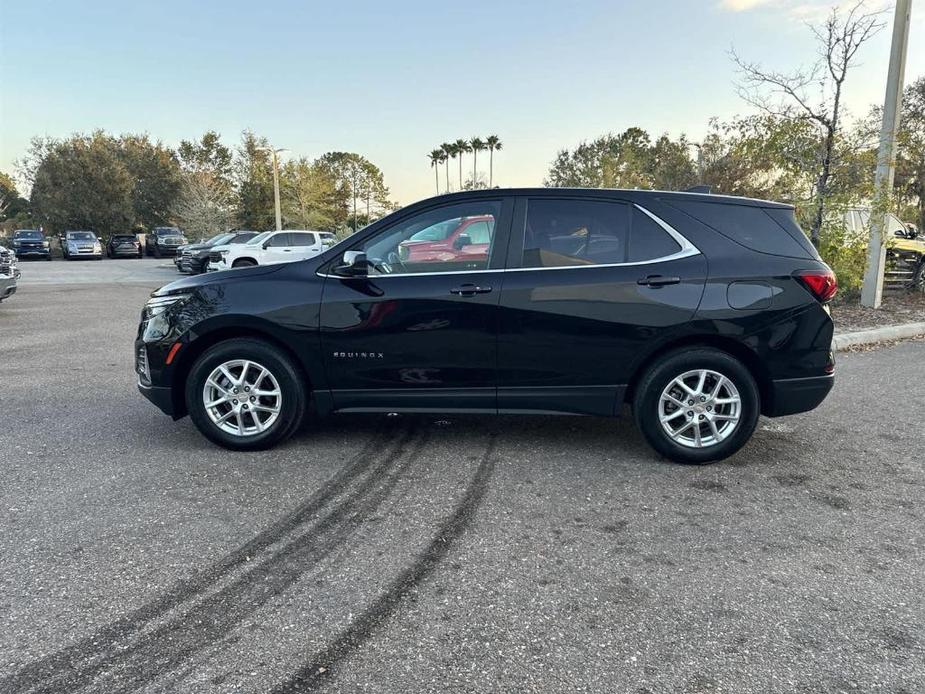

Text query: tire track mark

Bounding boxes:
[270,434,498,693]
[2,422,406,694]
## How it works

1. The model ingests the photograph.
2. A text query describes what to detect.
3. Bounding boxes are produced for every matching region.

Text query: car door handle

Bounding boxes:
[450,284,492,296]
[637,275,681,287]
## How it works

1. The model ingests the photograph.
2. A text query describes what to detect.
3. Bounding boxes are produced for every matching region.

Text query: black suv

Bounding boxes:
[136,189,836,463]
[145,227,187,257]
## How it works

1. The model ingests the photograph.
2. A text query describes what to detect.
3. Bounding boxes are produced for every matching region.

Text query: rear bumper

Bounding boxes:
[138,380,177,417]
[765,374,834,417]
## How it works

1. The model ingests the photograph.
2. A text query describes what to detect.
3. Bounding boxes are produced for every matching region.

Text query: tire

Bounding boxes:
[185,338,307,451]
[154,245,161,259]
[46,255,52,261]
[232,258,257,268]
[633,348,760,464]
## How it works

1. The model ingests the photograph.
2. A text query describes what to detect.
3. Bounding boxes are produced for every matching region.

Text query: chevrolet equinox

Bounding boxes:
[136,189,836,464]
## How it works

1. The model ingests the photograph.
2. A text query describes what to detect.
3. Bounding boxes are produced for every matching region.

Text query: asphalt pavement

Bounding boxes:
[0,274,923,693]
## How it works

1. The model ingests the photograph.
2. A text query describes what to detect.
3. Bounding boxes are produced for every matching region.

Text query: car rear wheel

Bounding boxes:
[633,348,759,464]
[232,258,257,268]
[185,338,307,451]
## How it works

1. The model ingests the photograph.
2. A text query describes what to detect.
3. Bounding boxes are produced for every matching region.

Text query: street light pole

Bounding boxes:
[271,149,282,232]
[861,0,912,308]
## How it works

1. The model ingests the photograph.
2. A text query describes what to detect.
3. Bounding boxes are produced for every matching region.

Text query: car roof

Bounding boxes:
[415,188,793,210]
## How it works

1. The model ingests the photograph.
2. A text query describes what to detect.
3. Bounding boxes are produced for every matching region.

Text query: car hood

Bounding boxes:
[152,262,286,296]
[182,242,214,252]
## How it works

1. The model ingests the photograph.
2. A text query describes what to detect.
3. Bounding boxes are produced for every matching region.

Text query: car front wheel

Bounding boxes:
[185,338,307,451]
[633,348,759,464]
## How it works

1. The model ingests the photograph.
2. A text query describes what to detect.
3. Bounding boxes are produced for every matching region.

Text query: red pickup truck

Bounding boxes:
[397,215,494,265]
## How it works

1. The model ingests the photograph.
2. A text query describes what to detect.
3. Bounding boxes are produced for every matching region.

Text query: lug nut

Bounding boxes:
[688,400,694,406]
[243,404,248,410]
[699,414,705,420]
[707,405,713,411]
[687,411,693,417]
[244,386,250,392]
[232,399,238,405]
[700,396,706,402]
[250,396,255,402]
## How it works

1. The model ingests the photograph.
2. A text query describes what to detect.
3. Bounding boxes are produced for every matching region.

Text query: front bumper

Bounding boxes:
[0,276,16,300]
[156,246,181,256]
[137,380,176,417]
[15,247,50,258]
[765,374,834,417]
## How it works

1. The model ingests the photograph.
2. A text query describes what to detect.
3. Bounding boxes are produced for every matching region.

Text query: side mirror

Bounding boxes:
[453,233,472,251]
[335,250,368,277]
[262,240,272,250]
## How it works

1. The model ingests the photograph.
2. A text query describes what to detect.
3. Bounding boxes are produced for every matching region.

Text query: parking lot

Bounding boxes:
[1,266,923,693]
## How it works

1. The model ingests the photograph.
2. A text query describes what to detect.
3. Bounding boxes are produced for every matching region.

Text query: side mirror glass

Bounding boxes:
[453,233,472,251]
[335,250,368,276]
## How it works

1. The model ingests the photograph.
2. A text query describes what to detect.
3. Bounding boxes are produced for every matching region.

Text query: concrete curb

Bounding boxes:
[832,322,925,351]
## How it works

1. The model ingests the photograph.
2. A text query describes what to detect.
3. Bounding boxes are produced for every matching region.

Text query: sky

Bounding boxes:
[1,0,922,205]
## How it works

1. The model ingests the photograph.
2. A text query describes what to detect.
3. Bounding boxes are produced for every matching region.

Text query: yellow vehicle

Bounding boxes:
[845,208,925,289]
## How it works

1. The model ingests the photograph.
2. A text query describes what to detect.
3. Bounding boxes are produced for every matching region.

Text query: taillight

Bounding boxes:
[794,268,837,303]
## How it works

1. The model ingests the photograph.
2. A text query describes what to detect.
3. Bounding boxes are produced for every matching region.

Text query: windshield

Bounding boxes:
[14,230,42,240]
[207,233,233,245]
[409,218,461,241]
[246,231,272,246]
[67,232,96,241]
[155,228,181,236]
[112,235,136,241]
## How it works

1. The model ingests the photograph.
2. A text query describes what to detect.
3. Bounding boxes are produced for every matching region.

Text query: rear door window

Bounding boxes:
[669,200,813,259]
[522,198,629,268]
[290,232,318,246]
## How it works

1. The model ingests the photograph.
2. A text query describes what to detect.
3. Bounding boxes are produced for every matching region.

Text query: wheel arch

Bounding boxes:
[232,257,258,267]
[625,334,772,415]
[168,325,314,418]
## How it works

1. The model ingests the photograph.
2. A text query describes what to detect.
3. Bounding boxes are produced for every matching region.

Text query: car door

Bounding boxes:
[319,197,513,412]
[496,195,707,416]
[261,233,293,264]
[289,231,322,260]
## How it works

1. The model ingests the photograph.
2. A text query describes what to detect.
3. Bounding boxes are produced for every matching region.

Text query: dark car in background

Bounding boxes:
[62,231,103,260]
[10,229,52,260]
[176,231,259,274]
[145,227,187,258]
[136,188,837,464]
[106,233,143,258]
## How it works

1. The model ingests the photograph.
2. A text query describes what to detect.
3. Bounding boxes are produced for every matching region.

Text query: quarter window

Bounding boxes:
[522,199,629,268]
[627,207,681,261]
[358,201,501,276]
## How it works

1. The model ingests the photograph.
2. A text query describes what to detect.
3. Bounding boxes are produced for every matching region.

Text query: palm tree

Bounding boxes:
[470,137,486,187]
[453,138,471,189]
[485,135,502,187]
[428,149,443,194]
[441,143,454,192]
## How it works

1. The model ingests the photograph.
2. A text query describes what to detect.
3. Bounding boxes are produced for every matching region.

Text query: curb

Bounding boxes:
[832,322,925,351]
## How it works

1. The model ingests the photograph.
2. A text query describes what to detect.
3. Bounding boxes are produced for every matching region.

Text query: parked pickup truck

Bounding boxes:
[145,227,188,258]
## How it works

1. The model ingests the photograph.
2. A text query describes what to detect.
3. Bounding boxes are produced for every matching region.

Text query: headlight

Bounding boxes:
[43,241,50,248]
[144,293,191,318]
[218,250,229,256]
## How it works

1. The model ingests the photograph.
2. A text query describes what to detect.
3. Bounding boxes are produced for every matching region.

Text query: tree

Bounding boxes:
[172,170,235,238]
[428,149,443,194]
[453,139,471,189]
[545,127,698,191]
[30,132,134,236]
[178,131,233,195]
[731,1,884,245]
[316,152,393,232]
[470,137,486,187]
[234,131,275,230]
[280,157,340,230]
[485,135,502,187]
[893,77,925,230]
[442,143,457,192]
[117,134,182,229]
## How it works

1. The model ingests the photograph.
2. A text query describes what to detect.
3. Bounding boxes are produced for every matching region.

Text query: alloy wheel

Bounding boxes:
[202,359,282,437]
[658,369,741,449]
